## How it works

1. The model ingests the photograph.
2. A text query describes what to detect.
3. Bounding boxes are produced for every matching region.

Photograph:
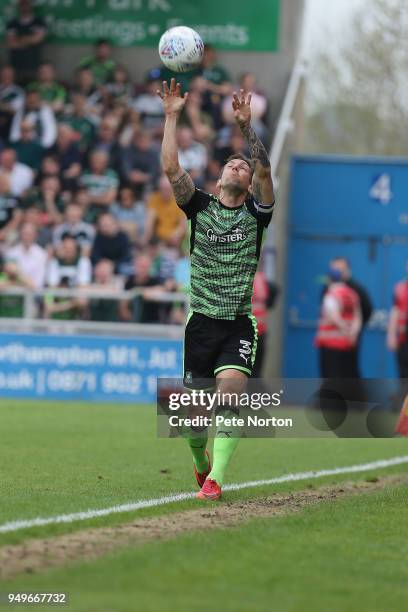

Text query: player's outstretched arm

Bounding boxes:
[232,89,275,204]
[158,78,195,207]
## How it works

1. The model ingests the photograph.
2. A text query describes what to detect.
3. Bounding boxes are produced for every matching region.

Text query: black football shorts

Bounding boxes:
[183,311,258,389]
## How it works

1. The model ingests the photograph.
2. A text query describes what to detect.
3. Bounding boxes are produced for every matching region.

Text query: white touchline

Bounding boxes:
[1,455,408,535]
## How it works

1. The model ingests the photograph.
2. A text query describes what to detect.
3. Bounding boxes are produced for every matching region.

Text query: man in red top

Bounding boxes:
[315,267,362,378]
[388,264,408,436]
[387,265,408,379]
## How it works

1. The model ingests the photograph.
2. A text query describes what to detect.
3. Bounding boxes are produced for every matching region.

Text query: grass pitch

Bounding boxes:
[1,399,407,611]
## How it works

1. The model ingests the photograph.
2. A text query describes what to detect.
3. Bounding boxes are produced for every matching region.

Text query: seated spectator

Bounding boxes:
[62,92,96,154]
[48,123,82,191]
[5,0,47,84]
[0,173,23,244]
[156,63,199,94]
[103,64,132,108]
[10,86,57,148]
[108,99,129,136]
[118,108,142,147]
[179,88,214,144]
[119,253,164,323]
[131,69,165,134]
[44,276,79,320]
[0,148,33,196]
[189,46,232,129]
[198,44,232,97]
[91,212,131,273]
[71,67,102,118]
[7,222,48,289]
[177,126,207,185]
[92,115,121,170]
[174,248,190,292]
[240,72,268,118]
[46,236,91,287]
[11,118,45,171]
[22,175,64,225]
[30,61,66,114]
[215,125,248,166]
[79,149,119,223]
[152,243,180,284]
[22,206,52,248]
[87,259,120,322]
[110,185,146,245]
[222,72,269,146]
[120,128,160,197]
[0,260,32,318]
[0,65,24,141]
[36,154,60,184]
[145,175,186,247]
[78,39,116,86]
[53,202,95,251]
[170,247,190,324]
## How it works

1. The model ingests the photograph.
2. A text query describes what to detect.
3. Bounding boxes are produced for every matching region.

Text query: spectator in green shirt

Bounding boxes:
[11,118,45,171]
[79,149,119,224]
[88,259,120,322]
[78,39,116,86]
[21,175,64,226]
[62,93,96,154]
[30,61,66,115]
[44,277,79,321]
[0,260,33,318]
[199,44,232,96]
[103,64,132,108]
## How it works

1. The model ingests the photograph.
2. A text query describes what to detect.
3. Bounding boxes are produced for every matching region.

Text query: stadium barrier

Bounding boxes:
[0,288,187,403]
[0,286,189,321]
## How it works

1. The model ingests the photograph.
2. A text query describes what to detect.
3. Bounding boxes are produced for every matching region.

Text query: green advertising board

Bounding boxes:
[0,0,280,51]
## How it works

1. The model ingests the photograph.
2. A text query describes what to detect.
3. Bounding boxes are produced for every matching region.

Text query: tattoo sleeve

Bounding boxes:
[240,123,274,203]
[170,170,195,207]
[241,124,271,168]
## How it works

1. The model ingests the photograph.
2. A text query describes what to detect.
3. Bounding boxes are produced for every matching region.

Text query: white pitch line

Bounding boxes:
[1,455,407,535]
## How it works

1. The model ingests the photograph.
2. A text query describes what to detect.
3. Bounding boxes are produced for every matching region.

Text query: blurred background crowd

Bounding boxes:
[0,0,271,324]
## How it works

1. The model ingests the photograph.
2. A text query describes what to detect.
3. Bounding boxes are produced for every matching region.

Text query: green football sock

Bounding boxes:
[186,433,209,473]
[208,408,243,486]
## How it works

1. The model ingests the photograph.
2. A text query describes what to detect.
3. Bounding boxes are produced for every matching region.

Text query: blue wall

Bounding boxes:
[284,156,408,378]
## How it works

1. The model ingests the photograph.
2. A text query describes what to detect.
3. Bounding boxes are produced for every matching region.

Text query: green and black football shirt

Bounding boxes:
[180,189,274,320]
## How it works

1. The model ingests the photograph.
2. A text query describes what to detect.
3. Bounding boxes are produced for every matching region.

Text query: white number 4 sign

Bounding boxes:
[369,174,393,205]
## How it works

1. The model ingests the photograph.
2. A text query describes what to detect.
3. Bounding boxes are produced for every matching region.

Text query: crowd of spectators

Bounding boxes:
[0,0,270,324]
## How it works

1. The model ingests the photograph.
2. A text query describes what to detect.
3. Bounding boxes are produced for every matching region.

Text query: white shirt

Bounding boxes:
[7,243,48,289]
[1,162,34,196]
[10,104,57,148]
[46,256,92,288]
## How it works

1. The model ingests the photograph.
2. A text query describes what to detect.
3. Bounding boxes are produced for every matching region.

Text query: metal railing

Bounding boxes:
[0,286,188,337]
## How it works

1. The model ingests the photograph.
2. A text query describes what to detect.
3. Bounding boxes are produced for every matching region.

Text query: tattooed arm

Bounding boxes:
[158,79,195,207]
[232,90,275,204]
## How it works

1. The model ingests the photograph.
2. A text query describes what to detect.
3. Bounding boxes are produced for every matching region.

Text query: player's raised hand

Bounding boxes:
[157,78,188,116]
[232,89,252,128]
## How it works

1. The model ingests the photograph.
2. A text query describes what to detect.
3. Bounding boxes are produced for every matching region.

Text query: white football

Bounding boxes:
[158,26,204,73]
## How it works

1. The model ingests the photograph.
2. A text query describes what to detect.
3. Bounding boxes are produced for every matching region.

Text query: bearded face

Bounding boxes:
[218,159,253,196]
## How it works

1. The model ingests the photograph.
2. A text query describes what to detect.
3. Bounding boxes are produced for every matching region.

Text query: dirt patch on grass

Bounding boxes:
[1,474,407,580]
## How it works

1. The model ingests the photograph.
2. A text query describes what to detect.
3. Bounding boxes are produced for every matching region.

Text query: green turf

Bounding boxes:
[0,400,407,547]
[4,483,408,612]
